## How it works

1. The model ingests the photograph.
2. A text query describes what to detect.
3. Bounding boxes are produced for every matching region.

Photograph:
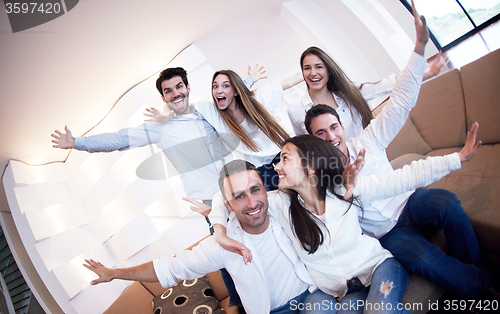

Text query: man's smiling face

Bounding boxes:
[223,169,269,235]
[309,113,348,157]
[160,76,190,115]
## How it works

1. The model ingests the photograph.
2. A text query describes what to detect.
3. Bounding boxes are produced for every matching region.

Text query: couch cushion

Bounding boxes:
[152,276,225,314]
[104,281,154,314]
[461,48,500,144]
[386,117,432,161]
[425,144,500,276]
[390,153,426,169]
[410,68,467,149]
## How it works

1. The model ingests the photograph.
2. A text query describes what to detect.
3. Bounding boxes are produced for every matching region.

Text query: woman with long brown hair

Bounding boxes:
[288,42,443,140]
[195,69,302,190]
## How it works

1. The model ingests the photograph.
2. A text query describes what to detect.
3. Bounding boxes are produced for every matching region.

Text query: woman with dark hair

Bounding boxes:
[209,130,479,313]
[288,15,444,139]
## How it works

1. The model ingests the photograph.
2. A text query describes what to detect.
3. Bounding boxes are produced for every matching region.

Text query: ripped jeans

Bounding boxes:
[337,258,411,314]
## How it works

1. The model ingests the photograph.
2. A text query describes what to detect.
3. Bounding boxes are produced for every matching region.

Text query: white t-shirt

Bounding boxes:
[246,220,309,310]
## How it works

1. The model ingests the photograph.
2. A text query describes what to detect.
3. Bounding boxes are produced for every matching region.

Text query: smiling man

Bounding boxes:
[84,160,337,314]
[51,67,258,210]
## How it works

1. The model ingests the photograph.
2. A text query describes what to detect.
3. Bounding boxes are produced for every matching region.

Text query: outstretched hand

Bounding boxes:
[412,0,429,56]
[51,125,75,149]
[458,122,482,162]
[83,259,114,285]
[182,197,211,217]
[144,107,174,123]
[248,64,267,83]
[215,232,253,265]
[342,148,366,200]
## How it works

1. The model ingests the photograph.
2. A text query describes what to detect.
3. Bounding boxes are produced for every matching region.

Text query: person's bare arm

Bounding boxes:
[280,73,304,91]
[83,259,158,285]
[412,0,429,57]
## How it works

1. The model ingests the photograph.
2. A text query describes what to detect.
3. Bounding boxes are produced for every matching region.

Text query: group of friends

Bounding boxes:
[51,2,495,313]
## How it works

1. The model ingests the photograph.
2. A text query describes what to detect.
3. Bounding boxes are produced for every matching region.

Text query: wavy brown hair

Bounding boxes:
[212,70,290,152]
[300,47,373,129]
[282,135,361,254]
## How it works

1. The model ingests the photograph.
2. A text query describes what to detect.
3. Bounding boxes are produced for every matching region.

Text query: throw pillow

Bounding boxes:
[152,276,226,314]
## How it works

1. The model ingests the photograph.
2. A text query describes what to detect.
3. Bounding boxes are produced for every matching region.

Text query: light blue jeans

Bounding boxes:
[271,289,338,314]
[337,258,410,314]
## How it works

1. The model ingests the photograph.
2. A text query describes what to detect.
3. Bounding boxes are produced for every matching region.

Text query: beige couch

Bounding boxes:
[105,48,500,313]
[380,47,500,312]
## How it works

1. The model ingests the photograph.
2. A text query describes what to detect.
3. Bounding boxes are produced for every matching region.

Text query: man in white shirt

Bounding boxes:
[304,101,491,299]
[51,67,259,208]
[84,160,338,314]
[302,1,492,298]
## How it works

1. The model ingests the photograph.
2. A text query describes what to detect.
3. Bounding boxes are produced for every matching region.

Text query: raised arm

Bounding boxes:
[248,64,268,83]
[412,0,428,57]
[51,125,75,149]
[280,73,304,91]
[357,123,481,203]
[84,259,158,285]
[353,1,429,152]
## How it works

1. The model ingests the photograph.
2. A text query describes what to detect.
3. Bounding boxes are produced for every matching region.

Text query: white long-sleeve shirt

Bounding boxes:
[345,53,432,238]
[195,82,284,167]
[287,74,396,138]
[153,215,315,313]
[210,152,461,298]
[74,109,232,200]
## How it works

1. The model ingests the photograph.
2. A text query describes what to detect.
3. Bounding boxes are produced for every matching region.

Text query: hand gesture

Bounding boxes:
[412,0,429,56]
[182,197,211,217]
[83,259,114,285]
[423,51,446,80]
[144,107,173,123]
[342,148,366,200]
[51,125,75,149]
[215,232,253,264]
[458,122,482,162]
[247,64,267,83]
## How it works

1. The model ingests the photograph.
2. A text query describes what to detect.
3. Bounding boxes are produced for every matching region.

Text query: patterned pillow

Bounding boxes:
[152,276,226,314]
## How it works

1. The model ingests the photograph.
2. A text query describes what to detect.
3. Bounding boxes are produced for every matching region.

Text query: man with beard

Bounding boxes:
[52,67,258,214]
[83,160,338,314]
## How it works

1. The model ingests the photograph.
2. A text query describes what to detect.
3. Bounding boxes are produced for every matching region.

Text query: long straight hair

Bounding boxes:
[300,47,374,129]
[212,70,290,152]
[282,135,359,254]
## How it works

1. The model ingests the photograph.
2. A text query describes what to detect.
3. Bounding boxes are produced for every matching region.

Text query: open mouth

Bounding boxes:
[216,96,226,108]
[333,142,340,147]
[309,78,321,83]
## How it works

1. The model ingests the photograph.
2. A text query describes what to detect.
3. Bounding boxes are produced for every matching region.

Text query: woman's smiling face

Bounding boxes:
[274,143,310,191]
[302,53,330,92]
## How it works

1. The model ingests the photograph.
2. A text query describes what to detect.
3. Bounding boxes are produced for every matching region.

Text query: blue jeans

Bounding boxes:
[337,258,410,314]
[379,189,491,298]
[257,153,281,191]
[271,289,338,314]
